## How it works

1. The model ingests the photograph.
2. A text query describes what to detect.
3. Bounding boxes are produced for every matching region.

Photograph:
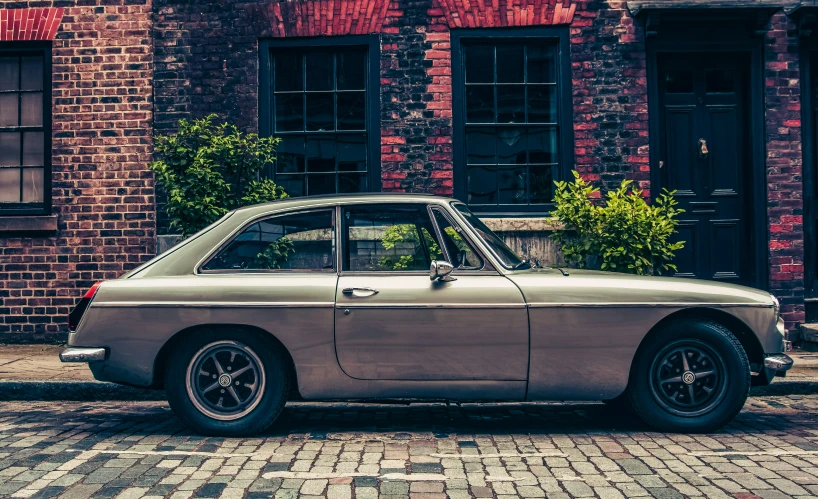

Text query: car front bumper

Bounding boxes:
[59,347,106,363]
[764,353,793,373]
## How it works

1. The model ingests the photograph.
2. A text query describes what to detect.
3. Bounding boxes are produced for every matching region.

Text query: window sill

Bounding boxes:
[0,215,58,233]
[480,217,565,232]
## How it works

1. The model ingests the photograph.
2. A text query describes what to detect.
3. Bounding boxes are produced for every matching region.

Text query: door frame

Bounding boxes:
[647,35,767,290]
[800,38,817,306]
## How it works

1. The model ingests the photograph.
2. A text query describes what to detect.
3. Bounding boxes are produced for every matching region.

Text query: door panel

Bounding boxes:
[658,53,752,285]
[335,274,529,381]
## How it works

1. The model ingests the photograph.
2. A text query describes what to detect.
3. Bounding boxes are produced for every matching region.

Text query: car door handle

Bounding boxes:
[342,287,379,297]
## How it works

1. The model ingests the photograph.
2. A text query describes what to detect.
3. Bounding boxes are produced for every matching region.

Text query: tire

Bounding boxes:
[628,319,750,433]
[165,327,290,436]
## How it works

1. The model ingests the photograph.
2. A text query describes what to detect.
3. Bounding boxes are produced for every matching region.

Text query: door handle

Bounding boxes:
[342,287,379,297]
[698,138,709,159]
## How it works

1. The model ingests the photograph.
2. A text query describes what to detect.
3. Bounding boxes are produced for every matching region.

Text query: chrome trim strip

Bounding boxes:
[526,302,774,308]
[60,347,106,363]
[92,302,334,309]
[336,303,527,309]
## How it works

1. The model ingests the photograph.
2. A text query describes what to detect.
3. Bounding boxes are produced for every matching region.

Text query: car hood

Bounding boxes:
[505,267,774,307]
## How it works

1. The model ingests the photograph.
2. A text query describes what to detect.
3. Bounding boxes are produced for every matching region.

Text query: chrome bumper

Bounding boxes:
[764,353,793,373]
[60,347,106,363]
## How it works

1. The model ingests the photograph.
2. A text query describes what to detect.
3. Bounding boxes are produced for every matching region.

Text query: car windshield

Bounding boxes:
[452,203,527,270]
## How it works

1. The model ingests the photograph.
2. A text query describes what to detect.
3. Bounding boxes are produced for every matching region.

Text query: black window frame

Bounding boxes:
[259,35,381,198]
[0,42,52,216]
[451,27,574,216]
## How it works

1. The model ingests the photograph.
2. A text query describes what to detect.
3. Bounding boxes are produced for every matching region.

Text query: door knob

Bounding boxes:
[698,138,709,159]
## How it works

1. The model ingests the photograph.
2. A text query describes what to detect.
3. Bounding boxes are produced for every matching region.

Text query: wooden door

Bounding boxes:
[658,53,752,284]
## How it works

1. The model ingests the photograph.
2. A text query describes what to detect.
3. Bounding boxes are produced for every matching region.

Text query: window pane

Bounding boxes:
[706,70,734,93]
[306,53,333,91]
[337,51,366,90]
[527,85,556,123]
[0,94,18,127]
[21,92,43,127]
[432,210,482,269]
[337,134,366,171]
[337,91,365,130]
[467,164,496,204]
[345,205,440,272]
[23,132,44,166]
[529,165,554,204]
[0,132,20,166]
[20,57,43,90]
[276,174,305,197]
[466,85,494,123]
[204,210,335,271]
[497,85,525,123]
[306,137,336,172]
[0,167,20,202]
[466,128,495,164]
[308,174,335,195]
[275,93,304,132]
[275,53,303,91]
[498,165,526,204]
[465,45,493,83]
[527,45,556,83]
[305,92,334,131]
[276,136,305,173]
[496,45,524,83]
[339,172,366,193]
[496,127,526,164]
[0,57,19,91]
[528,128,558,164]
[22,167,44,203]
[666,69,693,93]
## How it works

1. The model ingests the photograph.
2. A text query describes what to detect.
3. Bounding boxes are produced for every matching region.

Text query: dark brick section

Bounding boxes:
[765,12,806,329]
[0,1,155,341]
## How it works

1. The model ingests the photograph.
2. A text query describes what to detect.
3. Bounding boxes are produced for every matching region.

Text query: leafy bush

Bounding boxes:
[149,114,287,236]
[252,238,295,269]
[550,171,685,275]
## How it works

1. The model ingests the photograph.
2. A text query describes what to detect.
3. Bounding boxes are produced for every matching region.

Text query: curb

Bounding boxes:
[0,380,814,402]
[0,381,166,401]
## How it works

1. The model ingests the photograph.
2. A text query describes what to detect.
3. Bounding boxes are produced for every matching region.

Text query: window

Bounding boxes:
[452,29,572,214]
[454,202,524,269]
[0,47,50,214]
[431,208,483,269]
[343,204,443,272]
[260,37,379,198]
[203,210,335,272]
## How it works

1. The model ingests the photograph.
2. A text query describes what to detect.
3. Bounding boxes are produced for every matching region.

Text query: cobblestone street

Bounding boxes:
[0,396,817,499]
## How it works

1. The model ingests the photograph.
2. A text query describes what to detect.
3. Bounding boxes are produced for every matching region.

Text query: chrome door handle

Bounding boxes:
[342,287,379,297]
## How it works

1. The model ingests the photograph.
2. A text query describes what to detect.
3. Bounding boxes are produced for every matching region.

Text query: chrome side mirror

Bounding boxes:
[430,260,456,282]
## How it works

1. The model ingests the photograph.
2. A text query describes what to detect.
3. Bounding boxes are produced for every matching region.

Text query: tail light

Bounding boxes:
[68,282,102,331]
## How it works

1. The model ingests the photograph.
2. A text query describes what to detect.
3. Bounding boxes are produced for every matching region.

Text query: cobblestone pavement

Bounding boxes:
[1,397,818,499]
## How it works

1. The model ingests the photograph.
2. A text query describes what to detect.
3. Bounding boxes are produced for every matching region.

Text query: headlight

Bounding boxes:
[771,294,780,318]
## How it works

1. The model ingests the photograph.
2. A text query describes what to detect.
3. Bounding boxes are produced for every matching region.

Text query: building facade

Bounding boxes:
[0,0,813,341]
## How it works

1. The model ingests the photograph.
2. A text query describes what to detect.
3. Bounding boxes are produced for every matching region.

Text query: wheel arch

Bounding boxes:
[634,307,765,372]
[151,323,301,398]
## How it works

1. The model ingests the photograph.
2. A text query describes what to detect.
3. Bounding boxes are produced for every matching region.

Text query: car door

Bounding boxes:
[334,202,528,381]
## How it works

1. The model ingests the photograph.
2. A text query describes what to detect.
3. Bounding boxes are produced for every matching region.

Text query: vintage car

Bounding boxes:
[61,194,792,436]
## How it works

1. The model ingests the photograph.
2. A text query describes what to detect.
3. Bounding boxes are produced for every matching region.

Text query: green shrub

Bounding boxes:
[550,171,685,275]
[149,114,287,237]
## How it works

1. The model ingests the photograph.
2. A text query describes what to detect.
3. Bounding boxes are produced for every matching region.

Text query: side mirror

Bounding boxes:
[430,260,456,282]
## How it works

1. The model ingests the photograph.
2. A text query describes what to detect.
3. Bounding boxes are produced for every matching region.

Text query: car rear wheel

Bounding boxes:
[629,319,750,433]
[165,328,290,436]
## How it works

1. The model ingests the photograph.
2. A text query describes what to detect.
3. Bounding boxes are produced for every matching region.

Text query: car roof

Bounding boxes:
[232,192,458,217]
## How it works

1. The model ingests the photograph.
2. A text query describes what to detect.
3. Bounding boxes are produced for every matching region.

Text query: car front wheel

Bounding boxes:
[629,319,750,433]
[165,328,290,436]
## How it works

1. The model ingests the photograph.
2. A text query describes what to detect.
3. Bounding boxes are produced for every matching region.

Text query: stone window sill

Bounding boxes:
[480,217,565,232]
[0,215,58,233]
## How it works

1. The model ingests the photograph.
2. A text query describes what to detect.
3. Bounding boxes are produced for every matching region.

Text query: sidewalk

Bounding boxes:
[0,344,816,400]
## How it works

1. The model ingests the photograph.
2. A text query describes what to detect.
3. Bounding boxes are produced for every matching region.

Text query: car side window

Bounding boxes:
[203,210,335,271]
[431,209,483,270]
[344,204,443,271]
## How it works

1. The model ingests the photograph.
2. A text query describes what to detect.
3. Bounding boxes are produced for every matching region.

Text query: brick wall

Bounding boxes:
[765,12,806,329]
[0,1,155,342]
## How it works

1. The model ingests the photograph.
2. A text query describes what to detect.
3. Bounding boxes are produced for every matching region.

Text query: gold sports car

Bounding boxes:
[61,194,792,436]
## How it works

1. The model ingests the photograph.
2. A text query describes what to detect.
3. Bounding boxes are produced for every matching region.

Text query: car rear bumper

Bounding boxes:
[59,347,106,363]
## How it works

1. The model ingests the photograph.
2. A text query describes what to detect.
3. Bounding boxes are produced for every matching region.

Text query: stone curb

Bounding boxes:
[0,379,814,402]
